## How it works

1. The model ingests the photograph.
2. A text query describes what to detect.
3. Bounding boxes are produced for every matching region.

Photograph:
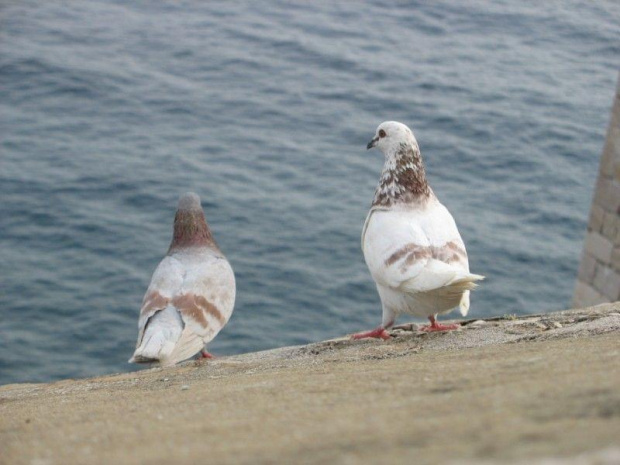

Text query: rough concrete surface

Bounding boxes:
[1,303,620,465]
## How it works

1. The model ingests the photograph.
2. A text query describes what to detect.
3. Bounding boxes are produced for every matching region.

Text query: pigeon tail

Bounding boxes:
[129,306,183,364]
[449,273,485,292]
[459,290,471,317]
[403,273,484,319]
[452,274,485,316]
[164,327,205,366]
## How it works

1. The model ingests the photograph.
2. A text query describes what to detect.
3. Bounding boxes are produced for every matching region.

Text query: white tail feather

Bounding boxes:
[163,327,205,366]
[453,274,484,316]
[403,273,484,318]
[129,306,183,364]
[447,274,484,293]
[459,290,471,316]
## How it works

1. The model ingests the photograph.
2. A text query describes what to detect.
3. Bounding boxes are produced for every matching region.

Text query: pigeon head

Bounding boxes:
[367,121,418,155]
[177,192,201,211]
[168,192,216,252]
[369,122,430,206]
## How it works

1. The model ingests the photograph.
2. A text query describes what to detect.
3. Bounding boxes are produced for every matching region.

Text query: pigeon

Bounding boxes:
[353,121,484,339]
[129,192,235,366]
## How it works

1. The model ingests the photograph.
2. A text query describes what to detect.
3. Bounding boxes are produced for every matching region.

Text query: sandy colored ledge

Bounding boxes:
[1,303,620,465]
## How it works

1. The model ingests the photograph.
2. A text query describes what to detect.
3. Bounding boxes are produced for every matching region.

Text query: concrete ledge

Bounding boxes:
[1,303,620,465]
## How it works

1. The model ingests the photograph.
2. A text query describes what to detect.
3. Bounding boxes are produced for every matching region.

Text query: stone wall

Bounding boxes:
[573,73,620,307]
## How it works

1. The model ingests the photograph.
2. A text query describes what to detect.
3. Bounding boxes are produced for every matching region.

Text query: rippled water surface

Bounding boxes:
[1,1,619,384]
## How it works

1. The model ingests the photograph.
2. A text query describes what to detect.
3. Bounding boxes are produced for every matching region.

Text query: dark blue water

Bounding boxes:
[1,1,619,385]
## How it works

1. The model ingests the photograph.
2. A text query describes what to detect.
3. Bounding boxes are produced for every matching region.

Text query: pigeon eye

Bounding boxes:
[379,129,386,138]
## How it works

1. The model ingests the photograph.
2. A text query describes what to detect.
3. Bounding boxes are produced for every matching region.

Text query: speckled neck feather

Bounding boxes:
[372,142,431,208]
[168,208,217,253]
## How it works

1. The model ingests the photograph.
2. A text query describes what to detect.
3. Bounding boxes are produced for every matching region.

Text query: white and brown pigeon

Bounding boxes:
[353,121,484,339]
[129,192,235,366]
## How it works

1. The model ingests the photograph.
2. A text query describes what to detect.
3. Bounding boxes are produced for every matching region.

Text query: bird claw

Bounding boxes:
[351,328,391,340]
[419,322,460,332]
[200,350,215,359]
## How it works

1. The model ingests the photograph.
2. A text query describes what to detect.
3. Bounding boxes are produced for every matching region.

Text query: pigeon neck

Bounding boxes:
[168,209,217,253]
[372,142,431,208]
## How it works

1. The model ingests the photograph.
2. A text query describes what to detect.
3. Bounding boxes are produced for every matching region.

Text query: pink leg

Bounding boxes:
[351,326,391,340]
[200,350,215,359]
[419,315,460,332]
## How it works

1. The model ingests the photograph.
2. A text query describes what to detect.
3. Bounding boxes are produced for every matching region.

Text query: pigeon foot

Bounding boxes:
[420,316,460,332]
[351,327,391,340]
[200,350,215,359]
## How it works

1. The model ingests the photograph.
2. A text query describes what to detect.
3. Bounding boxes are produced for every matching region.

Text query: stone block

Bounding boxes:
[600,127,619,178]
[573,280,607,308]
[588,204,605,232]
[583,231,613,263]
[593,178,620,214]
[601,211,620,240]
[613,247,620,272]
[593,266,620,301]
[592,264,607,294]
[600,143,615,178]
[577,252,598,282]
[600,82,620,175]
[574,75,620,305]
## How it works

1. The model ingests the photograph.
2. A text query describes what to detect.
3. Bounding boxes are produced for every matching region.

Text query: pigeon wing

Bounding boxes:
[165,255,236,364]
[363,203,482,295]
[135,255,185,346]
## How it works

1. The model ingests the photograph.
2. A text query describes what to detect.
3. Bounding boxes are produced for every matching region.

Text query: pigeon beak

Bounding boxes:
[367,136,379,150]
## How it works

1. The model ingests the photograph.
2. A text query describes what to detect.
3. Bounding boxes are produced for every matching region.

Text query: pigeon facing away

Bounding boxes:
[353,121,484,339]
[129,192,235,366]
